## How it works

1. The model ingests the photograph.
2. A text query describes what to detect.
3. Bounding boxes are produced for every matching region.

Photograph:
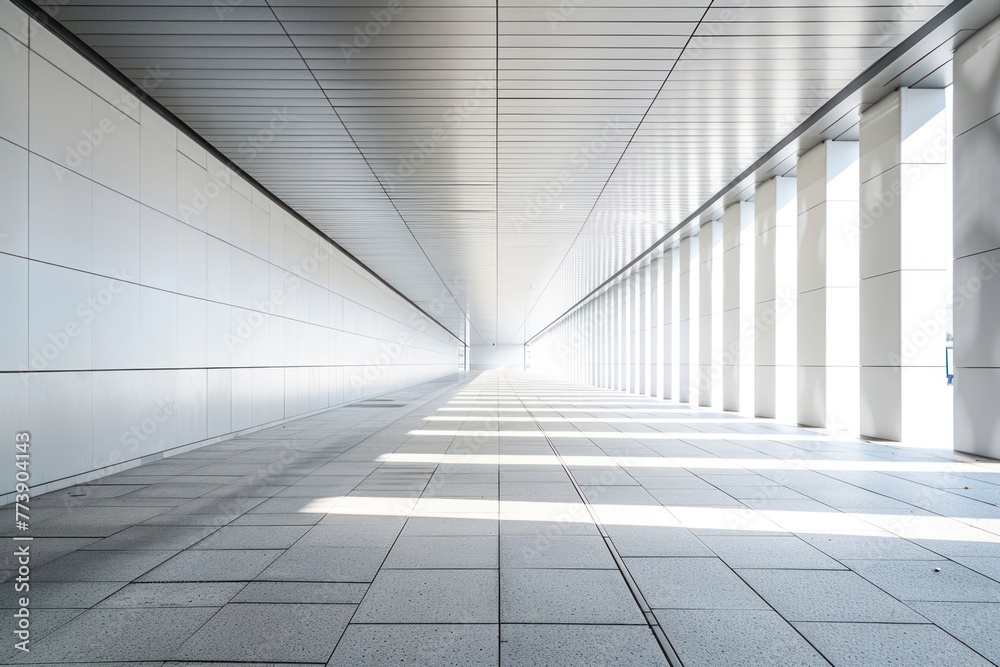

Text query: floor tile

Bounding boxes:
[231,581,368,604]
[96,582,243,608]
[0,581,125,609]
[353,569,499,623]
[952,556,1000,580]
[329,624,498,666]
[605,526,714,557]
[0,608,84,658]
[383,535,498,569]
[500,569,645,624]
[138,550,282,582]
[82,526,217,551]
[189,525,310,550]
[799,532,941,560]
[401,516,499,536]
[0,538,99,570]
[908,601,1000,663]
[793,621,993,666]
[15,607,218,662]
[738,569,927,622]
[625,558,769,610]
[34,550,178,582]
[296,523,404,548]
[228,512,324,526]
[500,518,600,537]
[256,546,387,582]
[699,535,846,569]
[176,603,354,662]
[654,609,828,667]
[500,535,616,568]
[499,624,667,666]
[844,559,1000,602]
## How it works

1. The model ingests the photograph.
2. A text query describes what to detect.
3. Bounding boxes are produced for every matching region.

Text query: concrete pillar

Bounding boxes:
[953,17,1000,457]
[633,264,649,394]
[722,201,755,413]
[668,244,680,401]
[797,140,861,432]
[649,255,660,398]
[618,278,628,392]
[679,236,694,404]
[623,274,632,392]
[602,290,610,388]
[589,300,596,386]
[609,284,616,389]
[699,219,723,408]
[754,176,798,421]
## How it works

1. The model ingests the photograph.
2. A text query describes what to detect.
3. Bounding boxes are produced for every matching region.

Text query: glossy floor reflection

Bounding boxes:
[4,370,1000,665]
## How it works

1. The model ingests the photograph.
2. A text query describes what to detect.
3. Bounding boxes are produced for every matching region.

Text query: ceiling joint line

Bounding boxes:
[259,0,483,346]
[495,0,500,344]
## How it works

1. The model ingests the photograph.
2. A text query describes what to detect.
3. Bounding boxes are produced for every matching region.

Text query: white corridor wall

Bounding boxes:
[0,3,459,498]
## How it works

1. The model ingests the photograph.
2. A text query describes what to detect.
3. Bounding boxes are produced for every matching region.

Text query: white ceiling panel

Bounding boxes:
[33,0,977,344]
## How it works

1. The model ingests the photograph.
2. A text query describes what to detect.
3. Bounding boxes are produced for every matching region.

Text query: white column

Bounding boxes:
[601,291,610,388]
[679,236,693,404]
[649,254,661,398]
[954,17,1000,457]
[618,279,628,391]
[797,140,861,432]
[699,219,723,408]
[590,297,601,387]
[608,283,621,389]
[624,274,633,392]
[860,89,952,444]
[722,201,755,413]
[635,264,649,396]
[754,177,798,421]
[633,270,642,394]
[630,271,640,394]
[663,247,675,400]
[669,244,680,401]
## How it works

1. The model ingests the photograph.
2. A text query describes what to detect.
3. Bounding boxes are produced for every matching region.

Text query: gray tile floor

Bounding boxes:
[4,370,1000,665]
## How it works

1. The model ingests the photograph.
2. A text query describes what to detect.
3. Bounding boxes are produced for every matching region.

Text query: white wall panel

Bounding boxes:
[0,139,29,256]
[30,153,92,272]
[0,39,28,148]
[0,11,482,498]
[139,205,176,291]
[92,183,140,280]
[177,154,208,232]
[139,287,177,368]
[176,295,208,369]
[29,372,93,485]
[29,52,92,177]
[92,96,140,200]
[0,253,28,370]
[176,223,207,299]
[91,277,140,370]
[28,261,93,371]
[139,127,176,217]
[206,368,232,438]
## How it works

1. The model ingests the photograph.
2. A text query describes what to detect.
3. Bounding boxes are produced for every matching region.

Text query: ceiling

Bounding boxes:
[34,0,951,344]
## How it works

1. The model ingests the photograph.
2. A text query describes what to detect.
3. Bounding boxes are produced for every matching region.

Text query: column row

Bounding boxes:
[531,16,1000,455]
